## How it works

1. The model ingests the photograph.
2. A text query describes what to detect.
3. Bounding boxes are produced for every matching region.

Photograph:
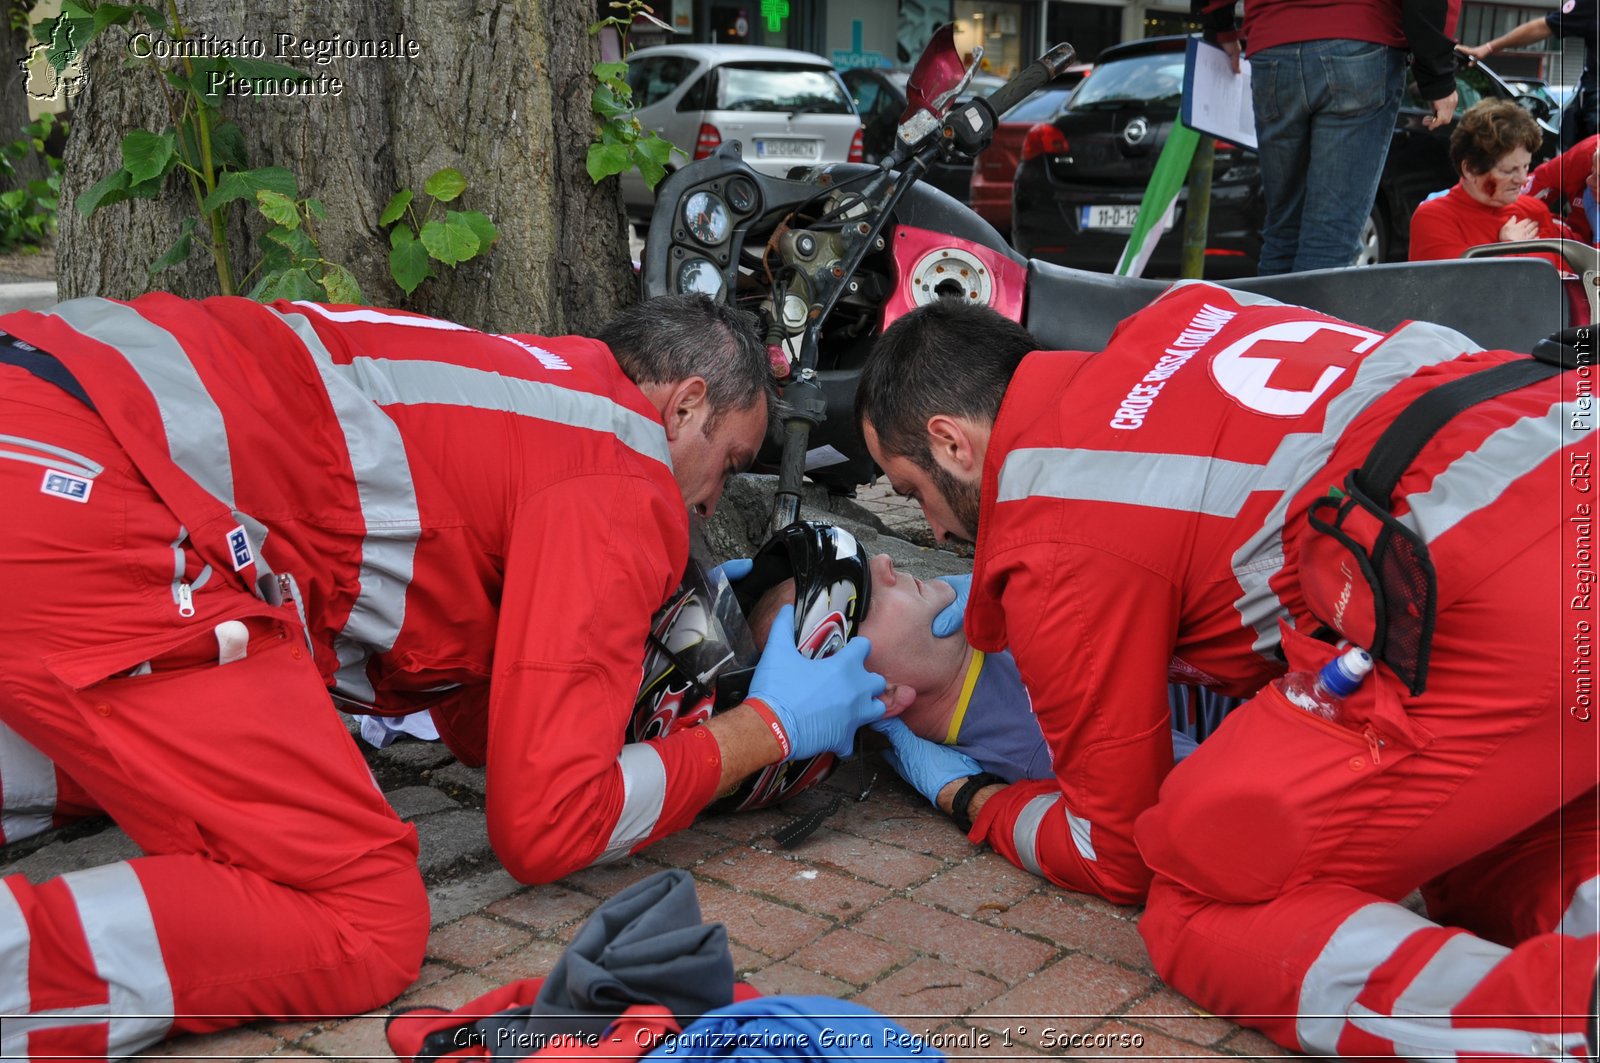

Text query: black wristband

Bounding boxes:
[950,773,1006,834]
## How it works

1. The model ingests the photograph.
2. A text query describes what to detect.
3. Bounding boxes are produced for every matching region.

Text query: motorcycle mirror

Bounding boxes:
[900,24,969,130]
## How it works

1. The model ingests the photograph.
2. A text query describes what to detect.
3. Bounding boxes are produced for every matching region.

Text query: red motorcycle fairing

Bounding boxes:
[883,224,1029,333]
[901,24,968,127]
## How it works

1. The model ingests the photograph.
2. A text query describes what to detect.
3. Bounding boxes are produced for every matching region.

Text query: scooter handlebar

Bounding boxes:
[980,42,1077,121]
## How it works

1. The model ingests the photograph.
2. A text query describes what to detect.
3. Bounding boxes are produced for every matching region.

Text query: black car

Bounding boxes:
[1011,36,1559,277]
[842,67,1005,202]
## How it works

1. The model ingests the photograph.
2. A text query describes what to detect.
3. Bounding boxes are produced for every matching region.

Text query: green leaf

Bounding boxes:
[201,166,297,212]
[586,141,631,183]
[378,188,412,227]
[250,267,321,303]
[149,217,196,274]
[264,225,316,260]
[91,4,137,35]
[592,60,629,83]
[639,155,667,189]
[388,229,431,294]
[228,57,310,82]
[451,210,498,254]
[304,198,326,220]
[419,217,479,266]
[591,83,631,121]
[636,133,674,167]
[423,167,467,203]
[188,58,228,104]
[120,129,173,184]
[77,168,130,215]
[256,189,300,229]
[131,3,167,29]
[209,121,249,171]
[388,224,416,249]
[319,263,362,305]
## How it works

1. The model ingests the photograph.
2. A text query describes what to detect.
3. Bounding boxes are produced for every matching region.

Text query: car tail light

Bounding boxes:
[848,127,864,163]
[693,124,723,160]
[1213,140,1238,152]
[1020,123,1069,162]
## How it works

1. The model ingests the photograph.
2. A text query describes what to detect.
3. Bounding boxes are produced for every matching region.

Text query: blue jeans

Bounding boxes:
[1249,39,1405,274]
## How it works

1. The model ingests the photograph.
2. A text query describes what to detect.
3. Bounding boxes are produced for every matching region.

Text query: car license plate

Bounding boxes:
[755,138,818,159]
[1080,204,1144,230]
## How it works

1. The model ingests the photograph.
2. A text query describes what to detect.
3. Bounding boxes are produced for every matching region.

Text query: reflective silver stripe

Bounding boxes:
[601,744,668,862]
[1011,793,1060,877]
[292,301,473,332]
[1228,321,1481,662]
[0,882,29,1017]
[43,299,275,583]
[997,448,1270,517]
[1557,876,1599,938]
[1345,929,1583,1058]
[333,356,672,468]
[1402,397,1577,546]
[0,719,56,846]
[60,862,174,1056]
[0,433,102,478]
[1297,902,1425,1054]
[271,312,423,703]
[1066,807,1098,862]
[1157,280,1291,311]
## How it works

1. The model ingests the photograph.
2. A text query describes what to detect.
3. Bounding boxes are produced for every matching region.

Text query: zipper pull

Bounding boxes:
[177,583,195,618]
[1364,725,1384,766]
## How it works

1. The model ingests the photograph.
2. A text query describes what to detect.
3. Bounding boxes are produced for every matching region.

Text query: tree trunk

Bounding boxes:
[56,0,636,335]
[0,13,49,191]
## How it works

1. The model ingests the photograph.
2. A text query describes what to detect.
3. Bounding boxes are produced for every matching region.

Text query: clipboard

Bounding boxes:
[1180,36,1258,149]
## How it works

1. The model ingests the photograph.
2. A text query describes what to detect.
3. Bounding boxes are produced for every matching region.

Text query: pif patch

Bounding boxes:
[41,468,92,503]
[226,525,254,571]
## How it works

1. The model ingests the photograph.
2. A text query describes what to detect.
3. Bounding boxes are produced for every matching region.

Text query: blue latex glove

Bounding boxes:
[710,557,752,584]
[747,604,886,761]
[930,574,972,639]
[871,717,982,807]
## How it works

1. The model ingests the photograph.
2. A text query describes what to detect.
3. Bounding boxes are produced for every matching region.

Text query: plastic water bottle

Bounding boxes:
[1276,647,1374,722]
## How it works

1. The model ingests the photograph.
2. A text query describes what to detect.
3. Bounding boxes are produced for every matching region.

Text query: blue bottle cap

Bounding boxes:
[1319,647,1374,698]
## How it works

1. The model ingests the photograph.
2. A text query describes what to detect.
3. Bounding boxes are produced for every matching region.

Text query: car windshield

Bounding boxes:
[1002,86,1072,122]
[1067,52,1185,110]
[715,64,853,114]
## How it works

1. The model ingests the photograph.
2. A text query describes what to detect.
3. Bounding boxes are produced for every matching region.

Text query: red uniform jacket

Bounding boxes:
[1,295,721,884]
[1409,182,1571,267]
[962,282,1570,902]
[1528,133,1600,244]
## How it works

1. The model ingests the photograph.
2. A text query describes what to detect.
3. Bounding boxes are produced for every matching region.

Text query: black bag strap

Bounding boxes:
[1354,357,1563,508]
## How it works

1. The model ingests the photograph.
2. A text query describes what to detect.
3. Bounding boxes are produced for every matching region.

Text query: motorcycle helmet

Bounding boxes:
[628,520,872,812]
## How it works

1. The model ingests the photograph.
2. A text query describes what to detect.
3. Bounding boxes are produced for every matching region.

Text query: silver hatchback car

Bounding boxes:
[621,43,863,223]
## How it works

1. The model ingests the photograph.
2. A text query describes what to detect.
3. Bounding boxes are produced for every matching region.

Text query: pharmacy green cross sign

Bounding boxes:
[761,0,790,32]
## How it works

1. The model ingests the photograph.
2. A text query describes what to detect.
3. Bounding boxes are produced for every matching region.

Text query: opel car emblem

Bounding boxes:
[1123,116,1150,146]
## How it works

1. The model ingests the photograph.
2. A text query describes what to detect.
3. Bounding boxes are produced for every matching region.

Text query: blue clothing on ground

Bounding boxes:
[648,996,942,1060]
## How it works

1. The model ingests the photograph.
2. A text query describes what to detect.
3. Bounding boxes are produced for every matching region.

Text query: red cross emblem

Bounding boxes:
[1209,320,1382,416]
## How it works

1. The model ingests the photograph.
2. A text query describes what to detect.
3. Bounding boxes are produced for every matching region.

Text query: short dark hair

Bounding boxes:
[1451,98,1542,176]
[600,294,776,431]
[856,299,1037,470]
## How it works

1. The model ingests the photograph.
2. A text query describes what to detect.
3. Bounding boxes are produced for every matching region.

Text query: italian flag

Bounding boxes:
[1115,118,1200,278]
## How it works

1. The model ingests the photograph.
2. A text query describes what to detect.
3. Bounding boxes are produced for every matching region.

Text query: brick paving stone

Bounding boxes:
[1220,1024,1287,1060]
[973,953,1157,1041]
[392,969,499,1012]
[909,855,1041,920]
[1089,1019,1230,1059]
[696,847,884,915]
[432,761,488,796]
[557,856,663,896]
[1004,894,1154,974]
[300,1012,393,1061]
[428,867,523,927]
[477,938,571,984]
[414,808,495,877]
[850,898,1055,983]
[428,914,533,968]
[694,807,793,841]
[793,828,945,889]
[638,824,734,868]
[695,880,835,960]
[485,884,602,931]
[388,784,458,820]
[745,960,855,999]
[849,956,1006,1022]
[834,804,983,862]
[1121,986,1234,1046]
[790,927,917,986]
[729,941,771,977]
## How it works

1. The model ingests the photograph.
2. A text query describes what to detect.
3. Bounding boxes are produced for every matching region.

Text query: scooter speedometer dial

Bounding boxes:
[683,191,730,246]
[676,256,725,299]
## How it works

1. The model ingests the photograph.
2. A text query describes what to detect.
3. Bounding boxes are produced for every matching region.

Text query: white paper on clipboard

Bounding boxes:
[1180,37,1257,150]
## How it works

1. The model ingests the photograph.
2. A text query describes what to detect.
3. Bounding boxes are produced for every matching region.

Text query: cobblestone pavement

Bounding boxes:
[0,481,1278,1062]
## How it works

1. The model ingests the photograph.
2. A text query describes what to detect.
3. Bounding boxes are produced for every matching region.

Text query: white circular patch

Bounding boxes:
[1208,319,1382,416]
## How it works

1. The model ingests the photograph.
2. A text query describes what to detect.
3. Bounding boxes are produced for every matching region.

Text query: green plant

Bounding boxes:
[0,112,65,253]
[586,1,680,187]
[378,167,499,296]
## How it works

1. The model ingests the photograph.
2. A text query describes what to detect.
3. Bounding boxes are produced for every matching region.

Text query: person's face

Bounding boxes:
[862,421,982,544]
[1463,147,1533,208]
[667,397,766,518]
[858,552,958,679]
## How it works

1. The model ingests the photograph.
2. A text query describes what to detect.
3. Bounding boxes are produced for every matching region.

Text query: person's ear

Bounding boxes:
[661,377,710,442]
[880,682,918,717]
[925,414,982,476]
